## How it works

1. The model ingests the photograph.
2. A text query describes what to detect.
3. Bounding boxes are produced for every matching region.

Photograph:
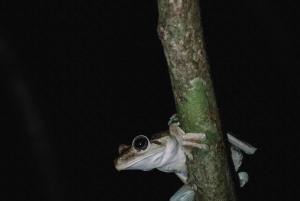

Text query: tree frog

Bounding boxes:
[114,114,256,200]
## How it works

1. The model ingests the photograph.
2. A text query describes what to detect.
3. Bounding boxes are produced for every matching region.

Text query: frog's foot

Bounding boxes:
[231,146,243,172]
[168,113,209,160]
[238,172,248,187]
[183,133,208,149]
[227,133,257,155]
[184,133,206,141]
[182,140,209,151]
[170,184,195,201]
[181,133,209,160]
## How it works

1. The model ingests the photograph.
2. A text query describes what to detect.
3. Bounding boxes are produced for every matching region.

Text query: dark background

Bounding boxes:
[1,1,299,200]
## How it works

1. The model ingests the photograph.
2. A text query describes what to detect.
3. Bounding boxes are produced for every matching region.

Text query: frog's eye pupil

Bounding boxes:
[133,136,148,151]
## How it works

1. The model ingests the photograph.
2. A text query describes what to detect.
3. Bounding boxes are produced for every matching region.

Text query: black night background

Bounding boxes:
[1,1,299,200]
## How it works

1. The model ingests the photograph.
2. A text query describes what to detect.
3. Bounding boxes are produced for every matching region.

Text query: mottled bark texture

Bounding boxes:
[157,0,236,200]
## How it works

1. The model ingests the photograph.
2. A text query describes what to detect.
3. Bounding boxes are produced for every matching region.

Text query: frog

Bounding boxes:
[114,114,257,200]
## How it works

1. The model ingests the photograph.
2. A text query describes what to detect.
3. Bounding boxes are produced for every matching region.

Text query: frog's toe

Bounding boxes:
[170,184,195,201]
[238,172,249,187]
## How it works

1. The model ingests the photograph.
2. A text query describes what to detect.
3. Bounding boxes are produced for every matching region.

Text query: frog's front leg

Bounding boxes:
[169,114,209,160]
[168,114,207,144]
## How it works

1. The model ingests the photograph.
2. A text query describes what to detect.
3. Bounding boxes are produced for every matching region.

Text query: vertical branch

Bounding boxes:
[157,0,236,200]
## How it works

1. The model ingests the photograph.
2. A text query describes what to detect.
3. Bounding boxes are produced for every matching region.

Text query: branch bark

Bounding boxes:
[157,0,236,200]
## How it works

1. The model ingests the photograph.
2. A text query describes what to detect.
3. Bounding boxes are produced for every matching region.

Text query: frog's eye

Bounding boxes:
[132,135,149,151]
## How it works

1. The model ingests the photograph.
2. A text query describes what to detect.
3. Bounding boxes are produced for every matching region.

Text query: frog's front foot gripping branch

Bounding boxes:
[168,114,209,161]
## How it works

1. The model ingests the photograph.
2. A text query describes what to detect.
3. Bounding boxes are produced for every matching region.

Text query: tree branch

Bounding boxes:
[157,0,236,200]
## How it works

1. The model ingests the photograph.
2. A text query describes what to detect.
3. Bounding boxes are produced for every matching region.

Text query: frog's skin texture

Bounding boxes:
[114,114,257,200]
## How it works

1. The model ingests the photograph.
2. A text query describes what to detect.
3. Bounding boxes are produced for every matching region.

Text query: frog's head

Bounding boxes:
[114,131,172,171]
